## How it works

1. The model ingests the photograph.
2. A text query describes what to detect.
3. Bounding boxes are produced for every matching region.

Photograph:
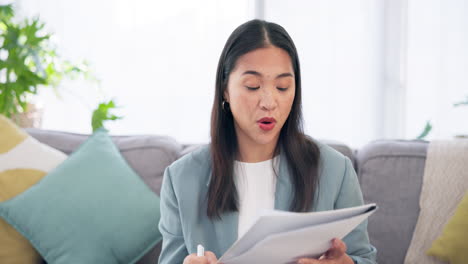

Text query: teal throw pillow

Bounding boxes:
[0,129,161,263]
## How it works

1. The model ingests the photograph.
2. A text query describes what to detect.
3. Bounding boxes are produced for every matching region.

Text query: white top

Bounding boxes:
[234,156,279,239]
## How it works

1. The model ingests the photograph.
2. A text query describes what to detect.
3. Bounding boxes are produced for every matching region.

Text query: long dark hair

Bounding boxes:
[209,19,321,218]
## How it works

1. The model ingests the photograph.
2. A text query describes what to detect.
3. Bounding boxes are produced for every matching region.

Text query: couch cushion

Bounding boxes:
[356,140,428,264]
[25,129,182,264]
[0,129,162,263]
[26,128,182,196]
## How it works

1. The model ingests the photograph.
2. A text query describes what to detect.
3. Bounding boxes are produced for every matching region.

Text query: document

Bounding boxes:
[217,203,377,264]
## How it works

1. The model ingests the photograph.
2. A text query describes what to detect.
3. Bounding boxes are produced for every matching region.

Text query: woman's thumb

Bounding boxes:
[205,251,218,264]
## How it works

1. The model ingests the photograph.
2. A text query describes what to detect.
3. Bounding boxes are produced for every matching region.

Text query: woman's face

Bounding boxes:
[225,46,296,149]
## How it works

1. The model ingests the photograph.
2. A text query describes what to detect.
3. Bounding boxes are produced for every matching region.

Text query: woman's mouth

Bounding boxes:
[257,117,276,131]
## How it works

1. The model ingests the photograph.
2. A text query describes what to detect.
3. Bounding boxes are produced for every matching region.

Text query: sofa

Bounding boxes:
[25,128,429,264]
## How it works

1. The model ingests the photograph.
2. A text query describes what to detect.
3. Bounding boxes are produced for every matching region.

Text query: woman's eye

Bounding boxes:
[246,86,260,90]
[277,87,288,91]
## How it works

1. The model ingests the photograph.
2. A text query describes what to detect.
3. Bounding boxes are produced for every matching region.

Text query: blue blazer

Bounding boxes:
[158,141,377,264]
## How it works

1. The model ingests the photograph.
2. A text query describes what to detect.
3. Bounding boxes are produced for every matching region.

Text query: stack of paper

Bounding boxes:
[218,203,377,264]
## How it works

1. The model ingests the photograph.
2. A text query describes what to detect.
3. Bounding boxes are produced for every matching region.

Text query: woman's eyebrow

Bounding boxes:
[276,72,294,79]
[242,70,294,79]
[242,70,262,77]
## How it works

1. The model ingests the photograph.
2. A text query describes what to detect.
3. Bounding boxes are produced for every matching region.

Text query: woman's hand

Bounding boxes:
[183,251,218,264]
[297,238,354,264]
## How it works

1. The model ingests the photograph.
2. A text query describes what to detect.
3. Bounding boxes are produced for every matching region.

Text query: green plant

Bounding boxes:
[91,100,123,132]
[0,4,89,118]
[416,120,432,140]
[415,95,467,140]
[453,96,468,107]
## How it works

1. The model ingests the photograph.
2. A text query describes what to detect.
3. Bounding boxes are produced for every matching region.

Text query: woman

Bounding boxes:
[158,19,377,264]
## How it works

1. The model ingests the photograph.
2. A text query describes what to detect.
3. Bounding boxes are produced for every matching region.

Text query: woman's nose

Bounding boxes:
[259,89,277,111]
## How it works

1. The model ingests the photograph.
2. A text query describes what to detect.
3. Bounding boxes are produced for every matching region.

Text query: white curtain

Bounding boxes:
[14,0,468,146]
[263,0,384,148]
[16,0,251,143]
[263,0,468,145]
[405,0,468,140]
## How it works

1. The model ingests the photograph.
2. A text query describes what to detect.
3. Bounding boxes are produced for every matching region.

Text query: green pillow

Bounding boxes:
[0,129,161,263]
[427,191,468,264]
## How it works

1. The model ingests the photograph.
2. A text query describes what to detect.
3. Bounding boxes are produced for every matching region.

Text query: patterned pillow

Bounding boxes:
[0,115,67,263]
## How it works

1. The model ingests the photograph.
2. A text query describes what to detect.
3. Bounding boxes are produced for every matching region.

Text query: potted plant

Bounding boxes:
[0,4,89,127]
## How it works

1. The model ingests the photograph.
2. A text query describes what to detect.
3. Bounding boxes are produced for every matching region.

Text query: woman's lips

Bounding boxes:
[257,117,276,131]
[258,122,275,131]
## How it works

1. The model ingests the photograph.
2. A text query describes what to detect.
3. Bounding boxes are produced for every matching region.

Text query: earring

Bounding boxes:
[222,100,230,112]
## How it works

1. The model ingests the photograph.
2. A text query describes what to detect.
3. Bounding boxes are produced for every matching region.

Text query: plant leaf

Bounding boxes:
[0,4,14,21]
[91,100,123,132]
[453,96,468,107]
[416,121,432,140]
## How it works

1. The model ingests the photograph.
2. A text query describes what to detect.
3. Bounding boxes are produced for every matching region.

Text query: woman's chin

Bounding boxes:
[252,133,280,146]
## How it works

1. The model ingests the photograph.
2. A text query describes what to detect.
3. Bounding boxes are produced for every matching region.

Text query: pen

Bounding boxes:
[197,244,205,257]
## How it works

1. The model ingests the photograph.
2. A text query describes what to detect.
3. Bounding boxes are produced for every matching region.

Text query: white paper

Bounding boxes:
[218,203,377,264]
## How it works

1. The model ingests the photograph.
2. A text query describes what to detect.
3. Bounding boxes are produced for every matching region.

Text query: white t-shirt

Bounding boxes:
[234,156,279,239]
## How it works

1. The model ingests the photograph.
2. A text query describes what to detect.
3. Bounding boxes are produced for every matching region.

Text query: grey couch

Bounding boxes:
[26,128,428,264]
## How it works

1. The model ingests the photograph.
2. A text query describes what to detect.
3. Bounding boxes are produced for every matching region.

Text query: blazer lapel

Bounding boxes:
[206,171,239,255]
[212,210,239,255]
[274,149,294,211]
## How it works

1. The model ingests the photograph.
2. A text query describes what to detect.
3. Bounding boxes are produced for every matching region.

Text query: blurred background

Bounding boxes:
[6,0,468,148]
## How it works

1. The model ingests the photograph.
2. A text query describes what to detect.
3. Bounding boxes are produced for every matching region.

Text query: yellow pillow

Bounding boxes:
[427,191,468,264]
[0,115,67,263]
